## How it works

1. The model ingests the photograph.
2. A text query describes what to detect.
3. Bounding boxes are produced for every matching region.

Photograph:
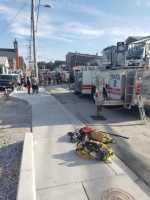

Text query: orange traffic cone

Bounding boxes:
[4,88,7,95]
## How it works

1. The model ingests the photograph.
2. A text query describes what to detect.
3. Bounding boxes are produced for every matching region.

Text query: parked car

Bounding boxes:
[0,74,18,90]
[11,73,19,79]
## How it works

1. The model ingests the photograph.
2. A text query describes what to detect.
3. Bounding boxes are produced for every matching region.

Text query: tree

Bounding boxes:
[54,60,61,69]
[46,61,54,71]
[37,61,46,69]
[102,45,116,53]
[102,45,117,66]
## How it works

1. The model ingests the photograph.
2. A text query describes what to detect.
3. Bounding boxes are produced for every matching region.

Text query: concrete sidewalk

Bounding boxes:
[12,87,150,200]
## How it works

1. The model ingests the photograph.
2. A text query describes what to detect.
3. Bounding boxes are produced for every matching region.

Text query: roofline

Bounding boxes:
[0,48,14,52]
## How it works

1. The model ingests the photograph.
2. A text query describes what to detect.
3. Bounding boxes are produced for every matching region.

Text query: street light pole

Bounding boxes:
[31,1,51,78]
[32,0,38,77]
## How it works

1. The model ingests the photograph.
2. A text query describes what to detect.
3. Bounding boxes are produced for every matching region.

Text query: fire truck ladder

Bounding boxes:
[137,95,147,124]
[124,70,136,109]
[125,69,147,124]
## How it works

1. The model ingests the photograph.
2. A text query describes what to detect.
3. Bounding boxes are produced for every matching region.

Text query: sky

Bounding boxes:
[1,0,150,65]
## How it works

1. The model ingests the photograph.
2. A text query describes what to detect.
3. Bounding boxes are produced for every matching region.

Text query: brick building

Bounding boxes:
[66,52,101,70]
[66,52,75,69]
[0,39,23,72]
[19,57,24,70]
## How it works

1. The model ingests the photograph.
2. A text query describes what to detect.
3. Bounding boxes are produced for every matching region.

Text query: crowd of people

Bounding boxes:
[39,73,62,86]
[17,75,39,94]
[16,72,64,94]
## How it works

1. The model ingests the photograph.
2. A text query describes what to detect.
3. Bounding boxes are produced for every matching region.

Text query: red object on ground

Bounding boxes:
[82,126,94,133]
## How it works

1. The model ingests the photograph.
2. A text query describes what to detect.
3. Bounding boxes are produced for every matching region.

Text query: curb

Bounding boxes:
[16,132,36,200]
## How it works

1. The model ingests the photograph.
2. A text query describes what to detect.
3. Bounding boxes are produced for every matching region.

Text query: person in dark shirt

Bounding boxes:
[21,76,24,90]
[27,77,31,94]
[24,76,27,90]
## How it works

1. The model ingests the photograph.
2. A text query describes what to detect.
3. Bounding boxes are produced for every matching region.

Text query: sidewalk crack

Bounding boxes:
[81,182,89,200]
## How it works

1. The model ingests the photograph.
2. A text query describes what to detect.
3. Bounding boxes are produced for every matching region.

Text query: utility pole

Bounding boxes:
[26,39,32,76]
[31,0,38,77]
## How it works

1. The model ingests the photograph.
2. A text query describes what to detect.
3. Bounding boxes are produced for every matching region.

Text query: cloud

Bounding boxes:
[37,26,73,43]
[49,1,123,21]
[108,26,150,37]
[136,0,142,6]
[103,26,150,46]
[0,3,29,22]
[78,5,123,20]
[14,34,24,39]
[2,1,150,49]
[0,4,16,19]
[0,2,127,45]
[146,1,150,6]
[64,23,105,39]
[58,34,84,39]
[0,3,30,36]
[10,21,30,37]
[37,20,150,43]
[36,23,73,42]
[135,0,150,7]
[0,3,72,43]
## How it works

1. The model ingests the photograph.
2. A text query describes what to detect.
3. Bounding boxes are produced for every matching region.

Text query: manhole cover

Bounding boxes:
[101,188,135,200]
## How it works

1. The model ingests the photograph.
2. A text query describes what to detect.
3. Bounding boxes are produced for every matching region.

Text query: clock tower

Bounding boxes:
[14,39,19,70]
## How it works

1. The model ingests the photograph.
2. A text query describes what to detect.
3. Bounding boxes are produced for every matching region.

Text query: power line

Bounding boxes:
[0,0,29,35]
[37,55,52,61]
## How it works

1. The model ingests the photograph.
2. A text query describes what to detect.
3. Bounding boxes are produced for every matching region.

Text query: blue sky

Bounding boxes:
[1,0,150,65]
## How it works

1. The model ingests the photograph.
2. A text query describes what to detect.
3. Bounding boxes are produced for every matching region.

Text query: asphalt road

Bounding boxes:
[46,84,150,188]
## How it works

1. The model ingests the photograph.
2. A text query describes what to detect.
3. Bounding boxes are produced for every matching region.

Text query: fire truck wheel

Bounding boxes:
[103,88,108,100]
[74,90,78,95]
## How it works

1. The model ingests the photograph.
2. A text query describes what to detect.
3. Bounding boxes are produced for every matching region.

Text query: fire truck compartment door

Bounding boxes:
[82,71,92,94]
[109,72,122,100]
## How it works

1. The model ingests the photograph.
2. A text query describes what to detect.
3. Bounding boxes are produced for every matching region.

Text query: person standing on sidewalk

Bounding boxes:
[27,77,31,94]
[24,76,27,90]
[21,76,24,90]
[31,75,37,93]
[17,77,21,90]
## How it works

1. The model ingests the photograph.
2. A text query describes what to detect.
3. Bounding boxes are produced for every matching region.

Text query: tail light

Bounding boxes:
[136,85,141,88]
[136,85,141,95]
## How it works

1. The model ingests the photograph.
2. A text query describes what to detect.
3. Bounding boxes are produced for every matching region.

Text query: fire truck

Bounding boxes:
[94,38,150,123]
[60,71,70,83]
[74,66,100,96]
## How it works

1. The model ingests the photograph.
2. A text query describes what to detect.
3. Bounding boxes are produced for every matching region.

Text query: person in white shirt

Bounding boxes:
[31,75,37,93]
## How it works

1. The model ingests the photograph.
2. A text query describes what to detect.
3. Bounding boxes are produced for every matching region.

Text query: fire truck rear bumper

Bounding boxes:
[102,100,124,106]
